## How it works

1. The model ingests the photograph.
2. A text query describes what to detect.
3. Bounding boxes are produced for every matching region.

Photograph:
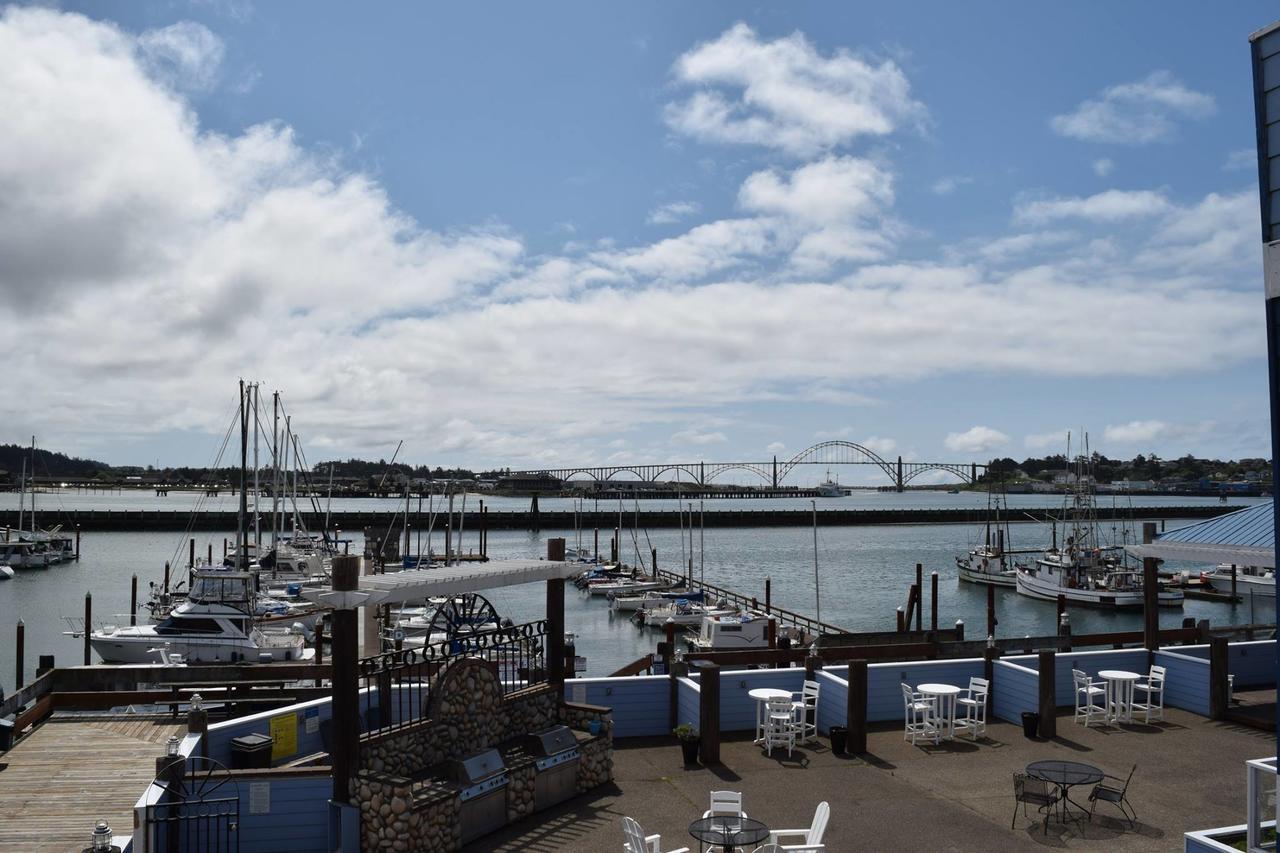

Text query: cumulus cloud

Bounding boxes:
[647,201,700,225]
[664,22,925,156]
[765,441,787,454]
[671,429,728,445]
[1223,149,1255,171]
[0,9,1266,467]
[1103,420,1211,446]
[931,176,972,195]
[1050,71,1215,144]
[137,21,225,90]
[1024,430,1069,451]
[944,426,1009,454]
[1014,189,1171,225]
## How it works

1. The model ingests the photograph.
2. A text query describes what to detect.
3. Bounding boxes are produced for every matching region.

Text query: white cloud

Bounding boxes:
[765,441,787,454]
[647,201,700,225]
[1050,71,1215,144]
[1092,158,1114,177]
[1102,420,1212,446]
[137,21,225,91]
[973,230,1077,263]
[860,436,896,456]
[931,176,972,195]
[671,429,728,445]
[1024,430,1069,451]
[944,426,1009,454]
[664,22,925,156]
[1224,149,1255,171]
[1014,189,1171,225]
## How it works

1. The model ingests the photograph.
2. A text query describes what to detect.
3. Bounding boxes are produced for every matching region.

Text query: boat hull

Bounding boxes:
[957,564,1017,587]
[1015,569,1183,608]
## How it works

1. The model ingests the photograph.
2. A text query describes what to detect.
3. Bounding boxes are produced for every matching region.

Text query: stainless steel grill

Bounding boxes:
[451,748,509,843]
[524,725,581,809]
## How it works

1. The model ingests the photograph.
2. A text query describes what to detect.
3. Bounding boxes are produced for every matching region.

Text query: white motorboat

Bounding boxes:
[689,612,778,651]
[609,589,699,611]
[589,578,674,597]
[642,600,738,628]
[0,564,13,580]
[1202,564,1276,598]
[0,538,52,569]
[89,571,313,664]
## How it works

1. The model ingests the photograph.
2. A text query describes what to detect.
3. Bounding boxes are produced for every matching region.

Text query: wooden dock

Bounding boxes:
[0,715,184,851]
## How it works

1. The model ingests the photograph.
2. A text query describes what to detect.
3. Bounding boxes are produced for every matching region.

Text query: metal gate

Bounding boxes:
[144,755,239,852]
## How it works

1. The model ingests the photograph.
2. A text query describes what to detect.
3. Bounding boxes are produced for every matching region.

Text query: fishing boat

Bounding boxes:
[956,487,1028,587]
[688,612,778,651]
[88,570,313,664]
[1015,436,1182,609]
[0,537,53,569]
[1202,564,1276,598]
[816,469,845,497]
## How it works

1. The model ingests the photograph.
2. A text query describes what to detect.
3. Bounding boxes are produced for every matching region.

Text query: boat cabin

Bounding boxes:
[692,612,775,651]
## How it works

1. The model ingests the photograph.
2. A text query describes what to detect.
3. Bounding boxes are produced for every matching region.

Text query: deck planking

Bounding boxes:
[0,716,184,852]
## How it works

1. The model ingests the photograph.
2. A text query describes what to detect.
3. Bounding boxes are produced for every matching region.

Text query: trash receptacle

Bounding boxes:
[1021,712,1040,739]
[0,717,13,753]
[230,732,273,769]
[829,726,848,755]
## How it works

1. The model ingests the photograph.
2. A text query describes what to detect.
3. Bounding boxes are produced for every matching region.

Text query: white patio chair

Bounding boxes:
[955,676,989,739]
[791,679,820,744]
[702,790,747,820]
[763,696,797,757]
[1073,669,1106,726]
[768,801,828,851]
[622,816,690,853]
[901,683,938,745]
[1132,665,1165,723]
[750,846,784,853]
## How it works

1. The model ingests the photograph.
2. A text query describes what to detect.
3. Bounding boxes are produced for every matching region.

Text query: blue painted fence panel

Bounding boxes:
[1228,640,1276,688]
[565,676,670,737]
[815,671,848,735]
[867,658,984,722]
[993,660,1039,724]
[676,677,700,733]
[717,668,805,734]
[231,774,331,853]
[1155,649,1211,716]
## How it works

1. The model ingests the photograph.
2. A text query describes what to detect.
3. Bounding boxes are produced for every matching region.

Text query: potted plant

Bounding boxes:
[673,723,700,765]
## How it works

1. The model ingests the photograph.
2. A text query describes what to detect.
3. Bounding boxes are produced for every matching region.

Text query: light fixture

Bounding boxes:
[90,819,112,852]
[191,693,203,712]
[1058,611,1070,628]
[166,735,180,757]
[986,634,995,649]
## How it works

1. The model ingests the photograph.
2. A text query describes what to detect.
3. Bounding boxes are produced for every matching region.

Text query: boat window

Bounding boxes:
[719,625,742,632]
[155,616,223,635]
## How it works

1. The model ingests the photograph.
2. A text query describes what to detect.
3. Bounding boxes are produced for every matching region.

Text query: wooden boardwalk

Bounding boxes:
[0,715,183,852]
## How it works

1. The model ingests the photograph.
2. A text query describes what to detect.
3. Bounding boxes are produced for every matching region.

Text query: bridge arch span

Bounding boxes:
[778,441,898,484]
[900,464,977,486]
[703,463,773,484]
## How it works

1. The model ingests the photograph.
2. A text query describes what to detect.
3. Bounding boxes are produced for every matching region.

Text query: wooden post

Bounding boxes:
[547,578,566,695]
[593,528,599,562]
[986,583,997,639]
[896,607,905,632]
[804,654,819,681]
[1056,594,1065,622]
[163,560,171,594]
[665,618,679,732]
[330,555,361,803]
[1209,635,1229,720]
[75,525,81,560]
[130,574,138,627]
[479,500,486,558]
[1143,557,1159,653]
[83,592,92,665]
[1036,649,1056,738]
[955,619,964,642]
[983,647,1000,692]
[695,661,720,764]
[15,620,23,689]
[764,576,772,614]
[766,617,777,650]
[915,564,923,631]
[207,542,212,565]
[651,547,657,574]
[930,571,938,632]
[847,659,868,754]
[37,654,54,677]
[188,538,195,569]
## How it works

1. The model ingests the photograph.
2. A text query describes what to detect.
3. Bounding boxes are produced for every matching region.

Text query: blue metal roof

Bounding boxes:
[1128,501,1275,568]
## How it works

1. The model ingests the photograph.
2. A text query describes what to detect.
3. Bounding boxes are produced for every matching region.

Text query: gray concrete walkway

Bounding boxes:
[476,707,1271,852]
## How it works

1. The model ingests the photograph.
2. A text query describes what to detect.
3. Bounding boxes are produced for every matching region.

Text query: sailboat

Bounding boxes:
[1014,435,1183,608]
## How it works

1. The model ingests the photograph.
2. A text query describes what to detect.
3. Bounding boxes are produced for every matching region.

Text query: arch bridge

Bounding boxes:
[507,441,985,492]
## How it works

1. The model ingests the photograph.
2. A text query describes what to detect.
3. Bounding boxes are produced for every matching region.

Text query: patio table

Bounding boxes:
[748,688,793,744]
[918,683,962,740]
[688,815,769,852]
[1027,759,1104,825]
[1099,670,1140,724]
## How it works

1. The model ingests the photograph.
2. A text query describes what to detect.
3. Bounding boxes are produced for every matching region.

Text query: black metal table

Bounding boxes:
[688,816,770,852]
[1026,760,1105,825]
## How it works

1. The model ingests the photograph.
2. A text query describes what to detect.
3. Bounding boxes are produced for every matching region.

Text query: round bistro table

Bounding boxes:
[688,816,770,852]
[1098,670,1140,724]
[748,687,793,744]
[918,683,963,740]
[1026,759,1105,824]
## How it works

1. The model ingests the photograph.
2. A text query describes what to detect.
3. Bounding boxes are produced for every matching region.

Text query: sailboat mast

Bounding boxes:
[699,499,705,589]
[29,435,35,533]
[17,458,25,534]
[236,380,248,567]
[812,498,821,627]
[252,383,260,548]
[271,392,280,549]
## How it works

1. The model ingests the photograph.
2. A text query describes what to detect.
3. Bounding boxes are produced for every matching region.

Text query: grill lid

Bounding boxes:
[452,748,506,784]
[527,725,578,757]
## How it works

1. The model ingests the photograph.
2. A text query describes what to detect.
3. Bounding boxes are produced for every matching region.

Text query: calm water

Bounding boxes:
[0,506,1270,684]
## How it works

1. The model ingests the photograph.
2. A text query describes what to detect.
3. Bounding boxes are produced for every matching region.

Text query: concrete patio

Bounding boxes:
[477,706,1271,852]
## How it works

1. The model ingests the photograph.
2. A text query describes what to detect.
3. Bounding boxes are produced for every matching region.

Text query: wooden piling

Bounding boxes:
[547,578,566,694]
[189,538,195,569]
[83,592,92,666]
[651,547,657,572]
[764,577,772,614]
[1209,635,1229,720]
[986,583,996,638]
[896,607,905,633]
[593,528,599,562]
[75,525,80,560]
[847,659,868,754]
[804,654,819,681]
[130,574,138,627]
[930,571,938,632]
[163,560,170,594]
[695,661,720,764]
[15,620,24,688]
[914,564,923,631]
[1037,649,1056,738]
[207,543,212,565]
[330,555,361,804]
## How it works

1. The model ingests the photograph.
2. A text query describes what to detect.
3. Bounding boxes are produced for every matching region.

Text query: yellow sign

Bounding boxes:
[270,713,297,761]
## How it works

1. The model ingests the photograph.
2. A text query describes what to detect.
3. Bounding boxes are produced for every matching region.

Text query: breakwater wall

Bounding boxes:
[3,504,1240,532]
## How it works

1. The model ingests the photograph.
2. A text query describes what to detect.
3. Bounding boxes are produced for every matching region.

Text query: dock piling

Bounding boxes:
[764,576,771,614]
[37,654,53,677]
[75,525,80,560]
[986,583,997,637]
[930,571,938,631]
[15,621,23,688]
[163,561,170,594]
[130,575,137,627]
[83,592,92,665]
[895,607,905,633]
[914,564,923,631]
[189,538,195,569]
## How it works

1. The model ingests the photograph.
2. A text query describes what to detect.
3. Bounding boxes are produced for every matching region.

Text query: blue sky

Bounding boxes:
[2,2,1277,483]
